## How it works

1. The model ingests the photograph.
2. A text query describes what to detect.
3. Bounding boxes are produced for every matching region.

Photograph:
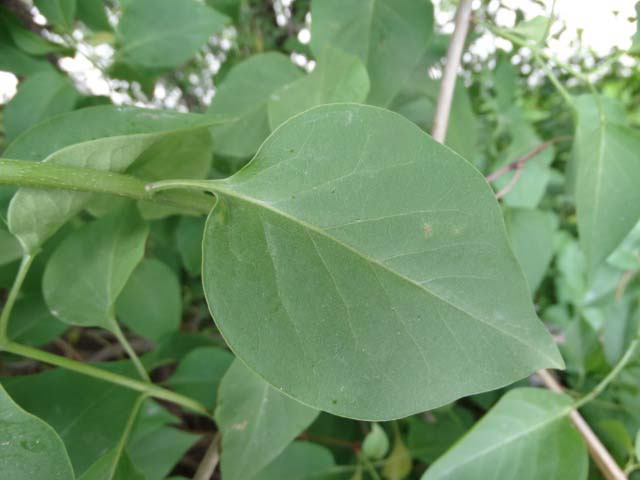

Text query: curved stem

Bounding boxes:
[0,158,213,215]
[575,337,640,409]
[0,341,210,416]
[0,254,35,341]
[109,317,150,383]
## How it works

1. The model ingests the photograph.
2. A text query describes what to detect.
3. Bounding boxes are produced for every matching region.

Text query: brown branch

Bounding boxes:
[486,136,571,183]
[431,0,473,142]
[193,433,220,480]
[536,370,628,480]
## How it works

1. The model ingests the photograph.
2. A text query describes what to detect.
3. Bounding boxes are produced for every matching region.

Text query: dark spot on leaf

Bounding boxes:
[424,224,433,238]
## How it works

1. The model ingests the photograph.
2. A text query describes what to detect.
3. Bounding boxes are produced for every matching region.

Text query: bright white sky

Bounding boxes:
[0,0,638,105]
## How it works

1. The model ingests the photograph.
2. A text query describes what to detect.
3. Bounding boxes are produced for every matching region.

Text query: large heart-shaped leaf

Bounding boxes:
[196,104,562,420]
[422,389,587,480]
[0,383,74,480]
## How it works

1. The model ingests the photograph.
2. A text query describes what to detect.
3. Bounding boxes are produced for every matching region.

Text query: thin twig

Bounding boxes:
[193,433,221,480]
[536,370,628,480]
[431,0,473,142]
[494,164,525,199]
[485,136,570,182]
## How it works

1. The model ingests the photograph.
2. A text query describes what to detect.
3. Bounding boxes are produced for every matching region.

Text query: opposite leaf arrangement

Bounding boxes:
[1,1,640,480]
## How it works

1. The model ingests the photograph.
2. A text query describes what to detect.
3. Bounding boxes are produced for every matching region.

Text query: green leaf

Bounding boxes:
[310,0,434,106]
[0,41,55,76]
[34,0,76,32]
[7,293,67,346]
[382,428,412,480]
[252,441,335,480]
[116,258,182,341]
[504,208,557,293]
[3,362,140,475]
[362,423,389,460]
[422,389,588,480]
[201,104,562,420]
[635,429,640,461]
[1,8,69,56]
[0,222,21,266]
[77,0,111,31]
[43,208,149,330]
[208,53,303,159]
[79,450,145,480]
[215,360,319,480]
[632,2,640,55]
[573,94,640,274]
[168,346,233,408]
[0,383,74,480]
[267,46,370,129]
[491,113,554,208]
[176,216,205,276]
[407,406,474,464]
[5,106,223,253]
[4,71,78,142]
[116,0,228,70]
[510,16,550,44]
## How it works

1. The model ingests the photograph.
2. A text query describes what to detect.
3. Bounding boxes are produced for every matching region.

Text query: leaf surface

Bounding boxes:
[574,95,640,273]
[0,383,74,480]
[268,46,370,129]
[422,389,587,480]
[208,53,303,158]
[43,208,148,330]
[215,360,319,480]
[116,0,228,69]
[310,0,433,106]
[116,258,182,341]
[201,104,562,420]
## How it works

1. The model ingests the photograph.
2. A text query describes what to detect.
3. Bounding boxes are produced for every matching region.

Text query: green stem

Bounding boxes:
[109,394,147,477]
[0,158,213,215]
[575,337,640,409]
[0,341,211,416]
[359,453,382,480]
[110,317,150,383]
[0,254,35,341]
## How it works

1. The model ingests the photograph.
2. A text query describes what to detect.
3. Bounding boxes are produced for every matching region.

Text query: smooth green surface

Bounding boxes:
[268,46,370,129]
[362,423,389,460]
[310,0,433,107]
[79,450,145,480]
[168,346,233,408]
[5,106,222,253]
[77,0,111,31]
[574,94,640,274]
[422,389,587,480]
[201,104,562,420]
[0,383,74,480]
[0,223,21,266]
[34,0,75,31]
[4,71,78,142]
[7,294,67,346]
[252,441,335,480]
[407,406,474,464]
[116,258,182,341]
[43,209,148,329]
[215,360,319,480]
[3,362,140,476]
[504,208,556,293]
[116,0,228,69]
[209,53,303,158]
[176,216,206,275]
